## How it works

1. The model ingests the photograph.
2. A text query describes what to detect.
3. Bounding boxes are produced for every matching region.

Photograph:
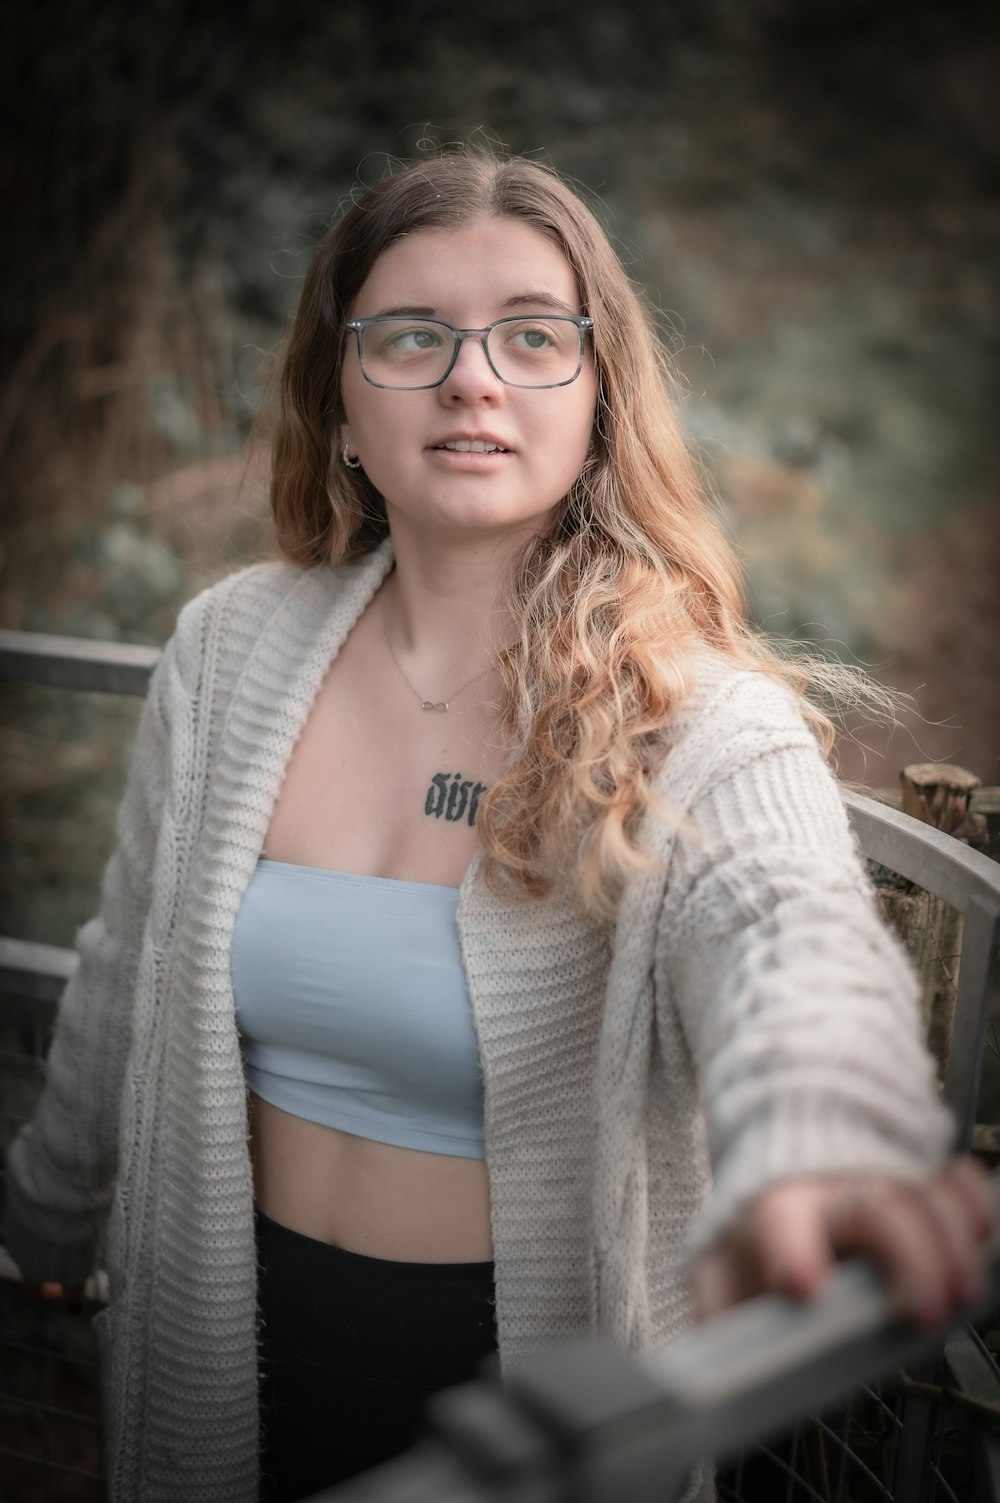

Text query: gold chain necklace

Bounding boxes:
[380,591,494,712]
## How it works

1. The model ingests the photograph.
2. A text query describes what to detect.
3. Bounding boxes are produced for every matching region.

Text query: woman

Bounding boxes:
[6,147,995,1503]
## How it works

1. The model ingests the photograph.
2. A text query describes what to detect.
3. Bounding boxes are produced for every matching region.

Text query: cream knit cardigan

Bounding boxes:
[6,542,953,1501]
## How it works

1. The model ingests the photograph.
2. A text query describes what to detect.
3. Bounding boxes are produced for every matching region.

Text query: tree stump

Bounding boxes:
[899,762,987,847]
[871,762,984,1081]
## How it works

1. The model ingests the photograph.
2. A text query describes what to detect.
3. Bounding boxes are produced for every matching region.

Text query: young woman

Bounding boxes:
[6,148,995,1503]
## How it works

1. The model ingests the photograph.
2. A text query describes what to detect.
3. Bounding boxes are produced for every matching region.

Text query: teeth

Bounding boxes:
[443,440,503,453]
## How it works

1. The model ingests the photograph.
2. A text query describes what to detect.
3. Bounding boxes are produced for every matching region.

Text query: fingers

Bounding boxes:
[828,1180,953,1329]
[691,1245,757,1319]
[827,1159,997,1330]
[20,1280,85,1313]
[746,1183,834,1301]
[692,1181,837,1318]
[691,1157,998,1330]
[916,1158,995,1307]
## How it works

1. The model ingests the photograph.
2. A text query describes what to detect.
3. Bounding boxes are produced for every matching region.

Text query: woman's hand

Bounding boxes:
[692,1157,998,1331]
[20,1280,85,1313]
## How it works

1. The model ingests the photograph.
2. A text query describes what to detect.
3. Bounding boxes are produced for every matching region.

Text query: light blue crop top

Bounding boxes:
[231,861,486,1158]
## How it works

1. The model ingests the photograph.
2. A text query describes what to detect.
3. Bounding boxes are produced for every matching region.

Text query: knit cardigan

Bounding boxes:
[5,542,953,1502]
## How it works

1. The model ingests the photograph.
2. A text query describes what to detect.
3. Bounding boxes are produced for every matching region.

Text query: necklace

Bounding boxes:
[380,591,494,712]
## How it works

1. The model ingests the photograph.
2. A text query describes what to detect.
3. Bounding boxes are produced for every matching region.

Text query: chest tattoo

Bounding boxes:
[425,771,488,827]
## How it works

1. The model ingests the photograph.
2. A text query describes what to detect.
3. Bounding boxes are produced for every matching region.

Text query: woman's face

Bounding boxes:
[339,217,597,549]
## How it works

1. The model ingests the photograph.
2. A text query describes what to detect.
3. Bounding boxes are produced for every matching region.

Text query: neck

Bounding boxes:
[381,526,523,696]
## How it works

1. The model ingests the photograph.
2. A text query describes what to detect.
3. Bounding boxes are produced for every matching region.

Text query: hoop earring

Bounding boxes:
[342,445,362,470]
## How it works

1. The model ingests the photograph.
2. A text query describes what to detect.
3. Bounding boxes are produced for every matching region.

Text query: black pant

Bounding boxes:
[255,1210,498,1503]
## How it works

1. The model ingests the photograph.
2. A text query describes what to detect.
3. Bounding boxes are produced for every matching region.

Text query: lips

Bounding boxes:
[431,435,512,454]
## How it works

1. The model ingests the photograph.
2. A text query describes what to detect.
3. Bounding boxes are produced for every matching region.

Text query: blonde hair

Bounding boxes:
[271,146,860,920]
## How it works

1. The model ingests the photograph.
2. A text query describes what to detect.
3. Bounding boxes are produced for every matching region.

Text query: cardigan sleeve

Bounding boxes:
[656,673,955,1257]
[4,601,204,1286]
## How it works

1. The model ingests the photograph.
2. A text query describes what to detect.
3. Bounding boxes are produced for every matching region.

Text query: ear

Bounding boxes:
[339,422,353,454]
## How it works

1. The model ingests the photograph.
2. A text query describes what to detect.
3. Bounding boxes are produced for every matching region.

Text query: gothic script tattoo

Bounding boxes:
[425,772,488,827]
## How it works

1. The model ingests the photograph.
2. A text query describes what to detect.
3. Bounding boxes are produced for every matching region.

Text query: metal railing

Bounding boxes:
[0,628,158,697]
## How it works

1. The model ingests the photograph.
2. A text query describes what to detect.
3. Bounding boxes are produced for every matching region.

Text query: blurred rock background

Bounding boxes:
[2,0,999,946]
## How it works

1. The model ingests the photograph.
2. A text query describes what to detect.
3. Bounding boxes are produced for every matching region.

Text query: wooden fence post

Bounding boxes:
[872,762,986,1082]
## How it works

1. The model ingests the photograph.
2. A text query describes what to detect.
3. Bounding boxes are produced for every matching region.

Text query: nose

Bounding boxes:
[438,333,503,402]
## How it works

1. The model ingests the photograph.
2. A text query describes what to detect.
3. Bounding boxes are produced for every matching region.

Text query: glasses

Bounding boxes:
[344,314,594,390]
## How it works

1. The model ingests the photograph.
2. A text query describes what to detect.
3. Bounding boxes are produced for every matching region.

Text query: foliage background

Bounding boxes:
[2,0,999,945]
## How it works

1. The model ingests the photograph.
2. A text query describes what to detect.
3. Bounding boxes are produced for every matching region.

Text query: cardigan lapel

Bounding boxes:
[190,543,396,1012]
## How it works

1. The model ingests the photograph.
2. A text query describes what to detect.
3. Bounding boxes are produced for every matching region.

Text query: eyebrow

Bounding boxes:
[503,292,580,316]
[366,291,581,321]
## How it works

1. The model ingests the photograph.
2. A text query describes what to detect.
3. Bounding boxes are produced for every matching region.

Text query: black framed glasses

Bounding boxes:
[344,314,594,390]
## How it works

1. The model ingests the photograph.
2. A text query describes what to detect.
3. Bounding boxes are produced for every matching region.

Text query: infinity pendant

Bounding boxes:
[420,700,450,712]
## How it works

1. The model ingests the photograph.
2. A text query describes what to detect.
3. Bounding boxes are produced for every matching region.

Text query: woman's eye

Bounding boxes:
[511,326,554,351]
[371,323,446,361]
[388,327,442,353]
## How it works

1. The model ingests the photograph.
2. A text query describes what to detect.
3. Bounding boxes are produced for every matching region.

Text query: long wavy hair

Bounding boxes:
[271,147,863,919]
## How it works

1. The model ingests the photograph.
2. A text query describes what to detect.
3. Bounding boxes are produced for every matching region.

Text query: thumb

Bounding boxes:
[751,1184,838,1301]
[691,1246,744,1319]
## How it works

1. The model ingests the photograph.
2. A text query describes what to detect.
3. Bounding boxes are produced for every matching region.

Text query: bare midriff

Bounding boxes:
[248,1093,494,1262]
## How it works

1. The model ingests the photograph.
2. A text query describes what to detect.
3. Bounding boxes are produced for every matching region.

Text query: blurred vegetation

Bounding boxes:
[1,0,999,944]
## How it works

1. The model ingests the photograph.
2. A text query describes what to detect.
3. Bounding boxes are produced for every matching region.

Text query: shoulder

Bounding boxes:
[679,646,811,736]
[645,645,860,874]
[658,646,820,799]
[166,544,393,692]
[639,653,868,942]
[170,560,295,654]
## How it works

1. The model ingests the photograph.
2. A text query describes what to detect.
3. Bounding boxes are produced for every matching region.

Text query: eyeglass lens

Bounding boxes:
[358,317,585,389]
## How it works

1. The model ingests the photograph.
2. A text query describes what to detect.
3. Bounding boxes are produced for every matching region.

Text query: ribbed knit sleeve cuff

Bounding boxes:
[686,1087,955,1260]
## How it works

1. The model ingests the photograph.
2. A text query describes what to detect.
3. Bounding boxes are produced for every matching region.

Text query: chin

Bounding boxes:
[396,497,558,541]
